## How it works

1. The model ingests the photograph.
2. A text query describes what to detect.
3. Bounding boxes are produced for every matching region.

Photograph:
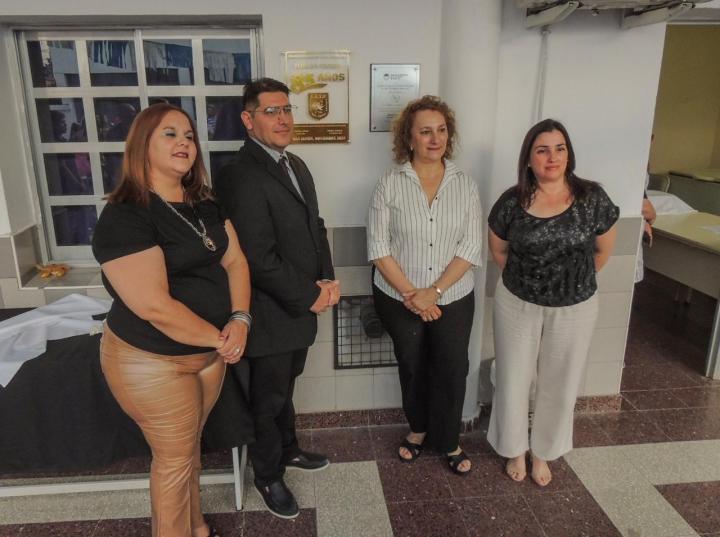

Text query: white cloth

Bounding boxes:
[647,190,697,215]
[367,160,483,305]
[0,294,111,387]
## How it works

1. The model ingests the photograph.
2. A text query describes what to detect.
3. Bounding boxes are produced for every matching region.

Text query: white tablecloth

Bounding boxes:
[0,294,111,387]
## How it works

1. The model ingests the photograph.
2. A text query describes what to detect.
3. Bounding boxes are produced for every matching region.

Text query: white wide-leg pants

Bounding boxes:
[487,280,599,461]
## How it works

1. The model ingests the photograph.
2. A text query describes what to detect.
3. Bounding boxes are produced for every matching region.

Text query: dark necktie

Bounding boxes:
[279,155,304,201]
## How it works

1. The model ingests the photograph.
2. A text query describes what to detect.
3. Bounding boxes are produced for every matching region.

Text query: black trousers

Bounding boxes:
[246,348,307,486]
[373,286,475,452]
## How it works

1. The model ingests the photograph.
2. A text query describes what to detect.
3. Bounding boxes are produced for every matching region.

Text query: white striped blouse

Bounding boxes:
[367,159,483,305]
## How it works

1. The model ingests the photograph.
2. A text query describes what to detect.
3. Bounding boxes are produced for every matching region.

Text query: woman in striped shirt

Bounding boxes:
[367,96,482,476]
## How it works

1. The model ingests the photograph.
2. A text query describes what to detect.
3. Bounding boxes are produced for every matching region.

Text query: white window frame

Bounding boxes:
[16,26,262,265]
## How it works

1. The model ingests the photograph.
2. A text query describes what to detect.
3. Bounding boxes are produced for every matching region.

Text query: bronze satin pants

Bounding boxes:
[100,326,225,537]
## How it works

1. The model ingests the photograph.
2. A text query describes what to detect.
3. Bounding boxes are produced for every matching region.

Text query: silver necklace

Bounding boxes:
[152,191,217,251]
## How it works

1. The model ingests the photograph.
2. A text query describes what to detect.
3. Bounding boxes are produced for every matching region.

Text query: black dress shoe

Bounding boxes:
[254,478,299,519]
[283,450,330,472]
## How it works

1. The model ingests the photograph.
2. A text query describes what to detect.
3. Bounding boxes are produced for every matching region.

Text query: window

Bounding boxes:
[17,28,261,263]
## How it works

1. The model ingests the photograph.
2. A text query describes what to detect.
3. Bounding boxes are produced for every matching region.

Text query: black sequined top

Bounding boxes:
[488,184,619,307]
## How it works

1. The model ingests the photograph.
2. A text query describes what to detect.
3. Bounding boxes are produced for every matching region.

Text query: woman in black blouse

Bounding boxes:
[486,119,618,487]
[92,103,250,537]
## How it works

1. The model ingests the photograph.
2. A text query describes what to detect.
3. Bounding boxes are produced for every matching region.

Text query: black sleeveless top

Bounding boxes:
[488,184,619,307]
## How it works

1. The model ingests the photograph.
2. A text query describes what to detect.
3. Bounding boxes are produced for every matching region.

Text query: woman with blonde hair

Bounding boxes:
[367,95,482,475]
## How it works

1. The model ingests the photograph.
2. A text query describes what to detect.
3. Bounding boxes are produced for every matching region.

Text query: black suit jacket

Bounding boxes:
[214,138,334,357]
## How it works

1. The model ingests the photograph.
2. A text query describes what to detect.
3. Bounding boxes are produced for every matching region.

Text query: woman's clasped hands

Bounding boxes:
[402,288,442,322]
[217,319,249,364]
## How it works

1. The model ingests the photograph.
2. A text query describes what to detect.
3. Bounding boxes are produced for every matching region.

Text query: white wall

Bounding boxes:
[0,0,443,230]
[488,6,666,214]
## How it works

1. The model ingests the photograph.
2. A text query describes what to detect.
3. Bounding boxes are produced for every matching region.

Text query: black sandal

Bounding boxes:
[446,450,471,476]
[398,438,423,462]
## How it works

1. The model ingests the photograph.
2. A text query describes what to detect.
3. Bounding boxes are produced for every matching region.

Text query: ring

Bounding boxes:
[233,347,241,354]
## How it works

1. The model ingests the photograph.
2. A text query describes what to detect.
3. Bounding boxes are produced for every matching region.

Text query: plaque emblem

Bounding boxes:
[308,92,329,120]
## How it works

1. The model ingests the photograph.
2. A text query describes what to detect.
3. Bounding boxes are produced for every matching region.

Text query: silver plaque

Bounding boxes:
[370,64,420,132]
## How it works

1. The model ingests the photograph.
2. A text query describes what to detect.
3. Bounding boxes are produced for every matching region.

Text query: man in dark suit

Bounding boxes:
[214,78,339,519]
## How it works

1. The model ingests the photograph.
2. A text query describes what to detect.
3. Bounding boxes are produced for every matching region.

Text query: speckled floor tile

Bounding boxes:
[525,488,622,537]
[573,415,613,448]
[590,483,698,537]
[621,363,702,392]
[621,390,688,410]
[458,495,544,537]
[242,507,316,536]
[386,500,469,537]
[296,410,369,430]
[376,457,452,503]
[650,407,720,441]
[657,481,720,535]
[615,443,710,484]
[592,411,671,445]
[311,427,374,463]
[564,446,649,491]
[0,491,112,525]
[672,387,720,408]
[314,461,385,508]
[91,517,152,537]
[15,520,99,537]
[369,408,405,426]
[316,502,393,537]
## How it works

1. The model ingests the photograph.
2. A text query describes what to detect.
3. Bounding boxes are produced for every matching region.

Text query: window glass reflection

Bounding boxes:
[87,40,138,86]
[36,98,87,143]
[27,40,79,88]
[206,97,246,141]
[94,97,140,142]
[209,151,236,181]
[51,205,98,246]
[202,39,251,85]
[44,153,93,195]
[101,153,123,193]
[149,97,196,122]
[144,39,194,85]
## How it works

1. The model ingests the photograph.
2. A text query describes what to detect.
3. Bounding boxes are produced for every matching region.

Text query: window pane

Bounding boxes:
[36,98,87,143]
[43,153,93,195]
[101,152,123,193]
[51,205,98,246]
[27,40,79,88]
[144,39,194,86]
[206,96,246,141]
[202,39,251,85]
[87,40,138,86]
[95,97,140,142]
[149,96,196,122]
[209,151,236,181]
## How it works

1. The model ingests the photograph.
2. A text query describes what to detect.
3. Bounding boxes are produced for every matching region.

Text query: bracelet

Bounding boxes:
[432,285,443,298]
[229,310,252,329]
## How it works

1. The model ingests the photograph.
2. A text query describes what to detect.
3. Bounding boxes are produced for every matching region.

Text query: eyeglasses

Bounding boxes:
[250,105,297,117]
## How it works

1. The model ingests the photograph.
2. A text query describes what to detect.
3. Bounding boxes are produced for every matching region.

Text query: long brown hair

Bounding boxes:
[392,95,457,164]
[107,103,211,206]
[515,118,596,208]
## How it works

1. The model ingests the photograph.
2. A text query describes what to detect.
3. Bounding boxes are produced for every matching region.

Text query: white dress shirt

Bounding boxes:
[367,160,482,305]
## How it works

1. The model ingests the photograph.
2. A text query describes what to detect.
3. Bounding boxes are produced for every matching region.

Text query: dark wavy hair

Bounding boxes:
[515,118,597,208]
[392,95,457,164]
[107,103,211,206]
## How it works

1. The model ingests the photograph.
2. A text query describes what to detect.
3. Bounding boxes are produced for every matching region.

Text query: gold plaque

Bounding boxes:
[308,92,330,120]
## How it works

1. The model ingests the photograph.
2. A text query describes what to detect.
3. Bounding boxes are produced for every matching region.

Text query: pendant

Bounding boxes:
[203,236,217,251]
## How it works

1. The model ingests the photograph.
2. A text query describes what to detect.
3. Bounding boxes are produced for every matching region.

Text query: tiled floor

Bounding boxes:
[1,270,719,536]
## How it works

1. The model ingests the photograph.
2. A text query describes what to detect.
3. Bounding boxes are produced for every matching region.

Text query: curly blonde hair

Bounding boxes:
[391,95,457,164]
